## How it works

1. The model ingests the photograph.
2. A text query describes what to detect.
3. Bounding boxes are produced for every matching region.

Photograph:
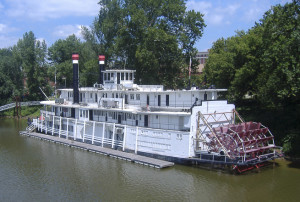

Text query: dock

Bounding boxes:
[19,131,174,169]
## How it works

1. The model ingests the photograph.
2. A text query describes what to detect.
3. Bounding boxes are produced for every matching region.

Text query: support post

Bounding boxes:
[92,121,95,144]
[122,125,127,151]
[83,120,86,142]
[74,119,77,140]
[135,127,139,154]
[66,118,69,139]
[45,118,47,135]
[102,122,105,147]
[112,123,115,148]
[59,116,62,138]
[52,116,54,136]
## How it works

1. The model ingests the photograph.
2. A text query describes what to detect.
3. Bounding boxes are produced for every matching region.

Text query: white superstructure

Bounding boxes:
[39,68,235,159]
[35,54,278,171]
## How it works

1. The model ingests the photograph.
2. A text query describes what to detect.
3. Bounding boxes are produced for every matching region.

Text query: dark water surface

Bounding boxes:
[0,118,299,201]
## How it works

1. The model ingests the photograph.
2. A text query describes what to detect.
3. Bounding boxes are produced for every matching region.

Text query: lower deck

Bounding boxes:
[19,131,174,169]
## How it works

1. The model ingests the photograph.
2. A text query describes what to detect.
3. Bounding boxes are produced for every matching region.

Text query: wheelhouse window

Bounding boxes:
[136,94,140,100]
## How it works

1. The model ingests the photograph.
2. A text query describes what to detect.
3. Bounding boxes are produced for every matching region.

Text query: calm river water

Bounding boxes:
[0,118,299,201]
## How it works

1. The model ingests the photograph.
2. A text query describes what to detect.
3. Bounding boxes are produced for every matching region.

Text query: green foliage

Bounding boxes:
[16,31,50,101]
[82,0,205,88]
[0,106,42,117]
[0,46,23,105]
[204,1,300,106]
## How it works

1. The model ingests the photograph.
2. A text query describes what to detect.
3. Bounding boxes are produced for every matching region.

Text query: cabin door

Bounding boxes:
[118,114,122,124]
[117,73,120,84]
[158,95,161,106]
[144,115,148,127]
[166,95,169,106]
[89,110,93,121]
[147,95,149,105]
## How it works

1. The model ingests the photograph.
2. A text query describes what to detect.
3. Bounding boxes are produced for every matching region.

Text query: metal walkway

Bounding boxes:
[0,101,41,112]
[19,131,174,169]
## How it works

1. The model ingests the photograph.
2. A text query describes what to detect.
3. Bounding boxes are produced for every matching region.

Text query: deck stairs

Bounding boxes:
[26,123,37,132]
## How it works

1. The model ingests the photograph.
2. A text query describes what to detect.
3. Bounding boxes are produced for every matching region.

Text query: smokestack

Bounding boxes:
[72,53,79,104]
[98,55,105,85]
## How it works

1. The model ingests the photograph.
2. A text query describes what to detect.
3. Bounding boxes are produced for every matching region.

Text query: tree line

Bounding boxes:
[204,1,299,106]
[0,0,204,105]
[204,0,299,156]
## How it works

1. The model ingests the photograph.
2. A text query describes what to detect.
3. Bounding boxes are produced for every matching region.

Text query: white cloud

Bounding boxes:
[244,7,263,22]
[187,1,240,25]
[186,1,212,15]
[0,24,7,33]
[53,25,84,38]
[0,23,18,34]
[6,0,99,20]
[209,14,224,25]
[227,4,240,15]
[0,35,18,48]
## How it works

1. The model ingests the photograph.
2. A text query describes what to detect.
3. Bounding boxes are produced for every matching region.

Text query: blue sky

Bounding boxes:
[0,0,292,51]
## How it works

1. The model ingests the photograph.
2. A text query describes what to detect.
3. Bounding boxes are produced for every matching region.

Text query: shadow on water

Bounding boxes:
[287,160,300,169]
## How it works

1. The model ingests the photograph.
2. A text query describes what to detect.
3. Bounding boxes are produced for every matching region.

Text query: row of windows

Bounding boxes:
[104,72,133,81]
[93,110,142,121]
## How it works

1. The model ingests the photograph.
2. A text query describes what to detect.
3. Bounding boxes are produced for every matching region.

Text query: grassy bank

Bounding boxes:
[0,105,42,118]
[236,101,300,157]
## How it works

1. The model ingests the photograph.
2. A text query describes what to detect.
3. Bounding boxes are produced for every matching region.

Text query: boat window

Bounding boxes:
[136,94,140,100]
[104,73,107,80]
[126,73,128,80]
[129,73,132,80]
[121,73,124,80]
[90,93,93,98]
[111,73,114,80]
[130,94,134,100]
[112,93,114,98]
[108,73,110,81]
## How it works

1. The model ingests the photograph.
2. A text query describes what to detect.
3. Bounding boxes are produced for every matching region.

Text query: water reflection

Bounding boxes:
[0,118,299,201]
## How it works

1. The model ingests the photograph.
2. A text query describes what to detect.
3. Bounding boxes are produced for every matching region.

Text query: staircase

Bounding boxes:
[26,123,37,132]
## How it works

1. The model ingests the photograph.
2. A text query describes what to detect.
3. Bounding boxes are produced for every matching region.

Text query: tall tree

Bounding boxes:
[82,0,205,88]
[0,48,23,104]
[16,31,49,100]
[204,1,300,105]
[48,35,82,88]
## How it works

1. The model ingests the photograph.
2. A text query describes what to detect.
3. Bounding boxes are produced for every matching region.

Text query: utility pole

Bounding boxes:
[55,66,57,98]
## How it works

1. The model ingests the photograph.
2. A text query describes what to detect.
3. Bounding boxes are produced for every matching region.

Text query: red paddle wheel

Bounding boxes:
[196,110,281,173]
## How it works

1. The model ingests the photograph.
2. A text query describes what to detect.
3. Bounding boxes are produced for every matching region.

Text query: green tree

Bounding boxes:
[0,47,23,104]
[16,31,49,100]
[82,0,205,88]
[205,1,300,105]
[48,35,82,88]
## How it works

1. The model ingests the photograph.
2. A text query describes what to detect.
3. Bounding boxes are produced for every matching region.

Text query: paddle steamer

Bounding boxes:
[34,54,281,172]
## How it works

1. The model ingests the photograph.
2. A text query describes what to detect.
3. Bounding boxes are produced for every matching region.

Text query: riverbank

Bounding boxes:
[0,105,42,119]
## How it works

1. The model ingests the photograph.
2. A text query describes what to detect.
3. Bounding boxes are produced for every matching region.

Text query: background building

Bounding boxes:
[195,50,209,73]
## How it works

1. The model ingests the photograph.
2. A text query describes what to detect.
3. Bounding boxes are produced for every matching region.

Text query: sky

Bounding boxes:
[0,0,292,51]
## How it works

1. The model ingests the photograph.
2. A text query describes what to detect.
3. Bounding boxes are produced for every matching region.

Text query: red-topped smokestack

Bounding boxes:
[99,55,105,84]
[72,53,79,104]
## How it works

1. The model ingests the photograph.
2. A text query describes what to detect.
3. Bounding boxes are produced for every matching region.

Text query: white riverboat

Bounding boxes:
[34,54,281,172]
